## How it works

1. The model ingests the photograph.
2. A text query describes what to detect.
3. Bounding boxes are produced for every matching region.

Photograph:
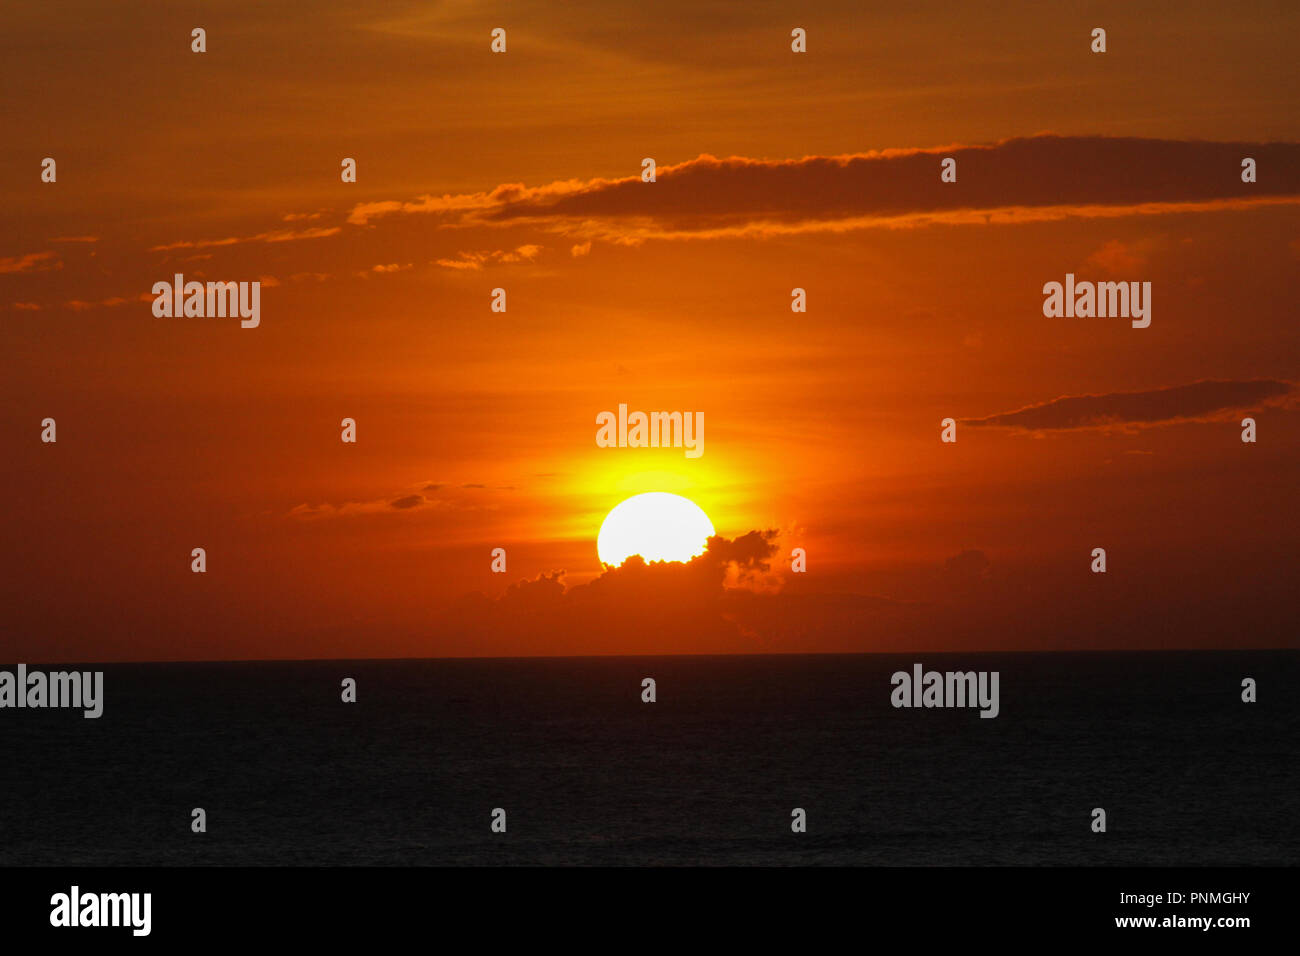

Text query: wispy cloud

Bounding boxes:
[434,244,542,270]
[0,251,61,274]
[149,226,341,252]
[964,380,1296,431]
[1085,237,1160,273]
[345,136,1300,243]
[287,478,522,519]
[64,296,130,311]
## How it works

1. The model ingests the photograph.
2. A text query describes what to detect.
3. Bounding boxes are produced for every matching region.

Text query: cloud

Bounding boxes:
[433,255,485,271]
[288,482,509,519]
[64,296,130,311]
[149,226,341,252]
[347,185,573,226]
[50,235,98,243]
[346,136,1300,242]
[0,251,61,274]
[288,495,421,519]
[433,245,543,270]
[288,500,386,520]
[449,531,782,644]
[964,379,1296,431]
[1085,238,1155,273]
[535,531,777,603]
[431,530,953,656]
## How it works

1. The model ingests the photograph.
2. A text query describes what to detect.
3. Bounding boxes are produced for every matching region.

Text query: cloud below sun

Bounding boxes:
[442,530,786,652]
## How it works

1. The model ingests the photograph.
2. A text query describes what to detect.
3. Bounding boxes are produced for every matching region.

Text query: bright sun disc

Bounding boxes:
[597,492,714,567]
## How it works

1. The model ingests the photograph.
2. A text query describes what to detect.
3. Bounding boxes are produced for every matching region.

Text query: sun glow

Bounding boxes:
[596,492,714,566]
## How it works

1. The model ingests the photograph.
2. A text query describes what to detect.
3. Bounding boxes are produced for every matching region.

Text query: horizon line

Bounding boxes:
[5,647,1296,668]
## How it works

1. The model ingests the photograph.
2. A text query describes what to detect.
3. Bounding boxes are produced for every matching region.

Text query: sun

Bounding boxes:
[597,492,715,567]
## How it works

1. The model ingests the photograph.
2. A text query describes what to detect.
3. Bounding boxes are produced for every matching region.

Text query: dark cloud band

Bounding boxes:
[964,379,1294,430]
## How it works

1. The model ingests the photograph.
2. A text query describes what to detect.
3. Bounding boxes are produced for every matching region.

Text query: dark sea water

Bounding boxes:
[1,652,1296,866]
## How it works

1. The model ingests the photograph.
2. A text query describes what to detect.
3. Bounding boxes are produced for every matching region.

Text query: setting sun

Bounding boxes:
[596,492,715,567]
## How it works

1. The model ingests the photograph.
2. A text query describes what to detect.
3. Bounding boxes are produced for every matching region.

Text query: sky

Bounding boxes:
[2,1,1298,661]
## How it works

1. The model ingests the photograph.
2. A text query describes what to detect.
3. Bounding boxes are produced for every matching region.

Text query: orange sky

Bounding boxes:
[3,1,1298,661]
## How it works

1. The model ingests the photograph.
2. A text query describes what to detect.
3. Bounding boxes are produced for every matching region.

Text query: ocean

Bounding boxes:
[2,651,1296,866]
